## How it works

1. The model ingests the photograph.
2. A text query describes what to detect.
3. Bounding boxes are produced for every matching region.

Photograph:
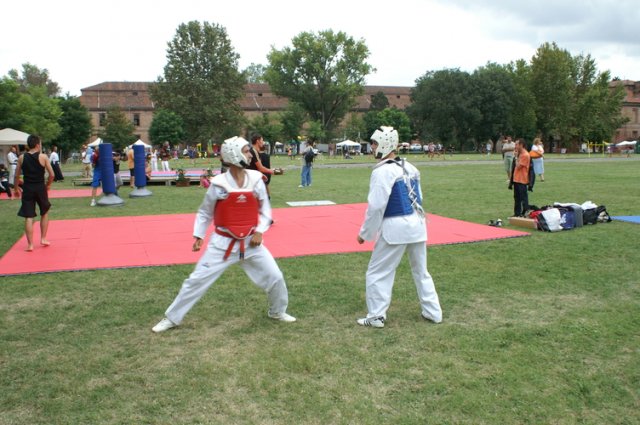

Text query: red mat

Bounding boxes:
[0,188,101,200]
[0,203,528,275]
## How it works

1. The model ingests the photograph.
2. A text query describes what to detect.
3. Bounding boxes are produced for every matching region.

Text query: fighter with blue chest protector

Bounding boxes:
[356,126,442,328]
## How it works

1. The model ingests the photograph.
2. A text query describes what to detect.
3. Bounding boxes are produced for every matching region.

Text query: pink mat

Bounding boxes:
[0,188,101,200]
[0,203,528,275]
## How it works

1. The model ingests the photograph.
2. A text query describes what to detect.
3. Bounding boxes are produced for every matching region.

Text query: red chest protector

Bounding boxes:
[214,190,259,260]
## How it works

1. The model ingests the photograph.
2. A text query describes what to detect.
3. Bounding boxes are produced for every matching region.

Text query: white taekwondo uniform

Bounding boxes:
[358,158,442,322]
[164,169,290,325]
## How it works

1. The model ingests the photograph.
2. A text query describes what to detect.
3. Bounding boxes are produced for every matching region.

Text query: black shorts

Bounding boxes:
[18,185,51,218]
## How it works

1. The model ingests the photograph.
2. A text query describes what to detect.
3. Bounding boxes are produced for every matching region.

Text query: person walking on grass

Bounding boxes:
[299,141,316,187]
[356,126,442,328]
[14,135,54,252]
[152,136,296,333]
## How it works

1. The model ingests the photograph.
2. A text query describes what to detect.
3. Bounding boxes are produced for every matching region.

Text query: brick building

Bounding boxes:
[611,79,640,142]
[79,82,412,144]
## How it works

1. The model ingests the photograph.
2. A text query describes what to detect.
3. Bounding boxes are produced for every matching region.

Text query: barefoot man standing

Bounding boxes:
[14,135,54,251]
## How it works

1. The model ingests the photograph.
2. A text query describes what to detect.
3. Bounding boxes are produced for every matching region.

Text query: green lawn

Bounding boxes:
[1,155,639,424]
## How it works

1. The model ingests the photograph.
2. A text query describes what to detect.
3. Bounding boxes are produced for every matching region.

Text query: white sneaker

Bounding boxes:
[152,318,177,333]
[298,185,304,188]
[357,316,385,328]
[421,312,442,324]
[268,312,297,322]
[90,199,96,207]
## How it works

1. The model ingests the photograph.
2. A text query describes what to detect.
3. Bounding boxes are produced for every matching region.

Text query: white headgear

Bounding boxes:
[370,126,399,159]
[221,136,250,167]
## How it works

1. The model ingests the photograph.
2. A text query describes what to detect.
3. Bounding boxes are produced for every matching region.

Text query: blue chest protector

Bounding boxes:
[383,160,423,218]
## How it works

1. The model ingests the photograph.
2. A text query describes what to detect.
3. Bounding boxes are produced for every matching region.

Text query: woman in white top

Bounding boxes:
[530,138,545,182]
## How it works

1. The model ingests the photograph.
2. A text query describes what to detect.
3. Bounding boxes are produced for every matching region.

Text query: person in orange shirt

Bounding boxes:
[126,147,135,188]
[511,139,530,217]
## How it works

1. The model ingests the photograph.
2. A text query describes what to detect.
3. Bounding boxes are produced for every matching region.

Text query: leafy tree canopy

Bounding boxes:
[244,63,267,83]
[150,21,246,144]
[98,106,136,150]
[149,109,185,146]
[265,29,373,141]
[409,69,480,150]
[248,113,283,145]
[51,95,92,157]
[369,91,390,111]
[364,108,412,143]
[9,63,60,97]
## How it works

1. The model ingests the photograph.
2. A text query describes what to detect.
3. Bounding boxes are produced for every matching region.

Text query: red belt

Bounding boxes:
[215,228,255,260]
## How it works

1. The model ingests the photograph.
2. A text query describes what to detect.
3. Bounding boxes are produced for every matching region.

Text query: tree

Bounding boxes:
[244,63,266,83]
[507,60,537,140]
[265,30,373,141]
[0,72,62,141]
[342,113,367,141]
[149,109,185,146]
[530,42,574,143]
[9,63,60,97]
[150,21,246,143]
[98,106,136,149]
[0,78,27,130]
[248,113,283,146]
[364,108,413,143]
[305,120,325,143]
[470,63,515,143]
[409,69,480,150]
[51,95,92,157]
[279,102,307,143]
[20,85,62,141]
[370,91,390,111]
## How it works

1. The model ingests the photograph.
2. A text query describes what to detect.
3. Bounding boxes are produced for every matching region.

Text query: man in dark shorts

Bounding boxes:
[14,135,54,251]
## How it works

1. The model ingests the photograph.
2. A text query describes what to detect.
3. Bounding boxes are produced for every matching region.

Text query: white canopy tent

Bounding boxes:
[130,139,152,149]
[0,128,29,146]
[336,140,360,148]
[88,138,103,147]
[615,140,637,147]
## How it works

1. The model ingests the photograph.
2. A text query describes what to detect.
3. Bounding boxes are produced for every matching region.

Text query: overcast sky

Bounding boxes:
[2,0,639,96]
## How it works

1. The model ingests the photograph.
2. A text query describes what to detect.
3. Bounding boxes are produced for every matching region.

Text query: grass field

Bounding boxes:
[1,154,639,424]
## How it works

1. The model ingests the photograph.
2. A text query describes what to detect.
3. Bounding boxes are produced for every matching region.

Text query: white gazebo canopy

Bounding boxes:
[336,140,360,148]
[88,138,103,147]
[0,128,29,146]
[130,139,152,149]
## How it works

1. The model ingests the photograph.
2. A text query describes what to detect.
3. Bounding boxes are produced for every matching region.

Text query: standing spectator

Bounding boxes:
[160,143,171,171]
[151,148,159,172]
[501,136,515,183]
[0,163,12,199]
[14,135,54,251]
[49,145,64,182]
[82,144,93,178]
[509,139,530,217]
[530,137,545,182]
[113,151,123,195]
[151,136,296,333]
[126,146,135,188]
[7,145,19,185]
[248,133,275,198]
[485,139,493,156]
[89,146,102,207]
[299,141,316,187]
[356,126,442,328]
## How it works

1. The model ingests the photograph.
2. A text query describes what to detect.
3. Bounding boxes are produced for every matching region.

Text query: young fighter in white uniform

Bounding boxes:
[356,126,442,328]
[152,136,295,333]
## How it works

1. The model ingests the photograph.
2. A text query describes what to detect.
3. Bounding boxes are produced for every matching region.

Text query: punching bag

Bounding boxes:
[133,144,146,188]
[99,143,116,194]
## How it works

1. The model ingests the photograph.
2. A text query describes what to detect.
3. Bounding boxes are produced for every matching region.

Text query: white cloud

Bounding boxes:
[1,0,638,96]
